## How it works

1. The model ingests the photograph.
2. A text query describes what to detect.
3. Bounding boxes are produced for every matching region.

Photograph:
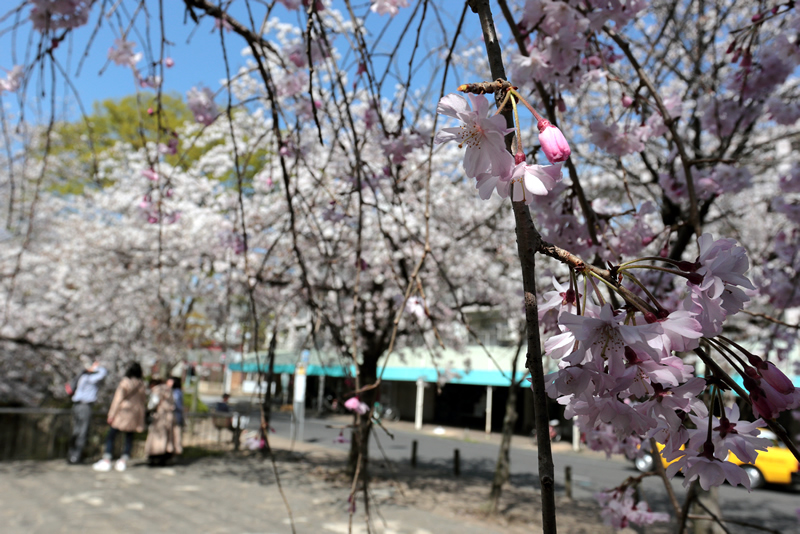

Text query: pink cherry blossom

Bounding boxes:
[380,132,425,164]
[187,87,219,126]
[621,94,634,108]
[0,65,24,93]
[538,277,580,321]
[30,0,92,31]
[667,453,751,491]
[590,120,647,157]
[558,304,662,374]
[648,310,703,355]
[497,161,562,204]
[537,120,571,163]
[595,487,669,529]
[405,296,427,322]
[434,93,514,179]
[370,0,409,17]
[687,404,770,464]
[108,39,142,69]
[276,0,302,9]
[344,397,369,415]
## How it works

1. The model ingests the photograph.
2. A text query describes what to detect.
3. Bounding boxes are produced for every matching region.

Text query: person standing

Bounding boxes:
[171,376,185,458]
[67,359,108,464]
[144,378,176,465]
[92,363,147,472]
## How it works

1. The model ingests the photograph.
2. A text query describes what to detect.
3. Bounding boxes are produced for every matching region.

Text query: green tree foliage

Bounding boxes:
[47,93,193,193]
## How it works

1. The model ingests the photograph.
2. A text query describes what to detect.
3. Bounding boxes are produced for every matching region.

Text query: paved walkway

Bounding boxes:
[0,435,525,534]
[0,409,628,534]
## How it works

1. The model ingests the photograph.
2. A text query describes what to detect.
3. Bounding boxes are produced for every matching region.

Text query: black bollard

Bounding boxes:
[411,439,418,468]
[454,448,460,476]
[565,465,572,499]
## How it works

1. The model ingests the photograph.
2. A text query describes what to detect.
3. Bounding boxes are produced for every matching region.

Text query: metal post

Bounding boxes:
[317,374,325,414]
[453,448,460,476]
[572,418,580,452]
[485,385,493,435]
[565,465,572,499]
[411,439,417,468]
[291,350,310,443]
[415,378,425,430]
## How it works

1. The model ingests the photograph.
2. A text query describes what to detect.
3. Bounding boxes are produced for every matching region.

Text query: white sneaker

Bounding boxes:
[92,459,111,472]
[114,459,127,472]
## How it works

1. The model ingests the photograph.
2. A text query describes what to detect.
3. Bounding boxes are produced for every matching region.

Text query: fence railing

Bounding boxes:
[0,407,255,462]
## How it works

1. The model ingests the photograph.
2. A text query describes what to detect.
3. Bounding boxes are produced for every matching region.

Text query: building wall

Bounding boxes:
[393,381,435,422]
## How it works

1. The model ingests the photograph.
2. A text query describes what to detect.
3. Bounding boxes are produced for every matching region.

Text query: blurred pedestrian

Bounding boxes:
[144,377,176,465]
[67,358,107,464]
[93,363,147,472]
[215,392,231,413]
[171,376,185,457]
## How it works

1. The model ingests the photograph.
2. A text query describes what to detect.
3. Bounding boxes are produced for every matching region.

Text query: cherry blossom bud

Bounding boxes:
[165,57,174,68]
[725,42,736,54]
[621,94,634,108]
[644,312,658,324]
[147,107,154,115]
[772,6,779,14]
[556,97,566,113]
[142,168,159,181]
[751,13,763,22]
[537,120,571,163]
[740,50,752,68]
[760,362,795,395]
[731,48,741,63]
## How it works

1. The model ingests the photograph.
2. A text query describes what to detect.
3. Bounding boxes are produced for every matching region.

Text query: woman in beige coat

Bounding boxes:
[144,378,176,465]
[92,363,147,472]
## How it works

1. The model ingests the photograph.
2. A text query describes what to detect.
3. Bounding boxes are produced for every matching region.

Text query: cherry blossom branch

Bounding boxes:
[495,0,601,248]
[693,347,800,463]
[742,310,800,330]
[648,437,681,518]
[373,1,470,389]
[676,479,698,534]
[536,239,657,314]
[603,26,701,237]
[467,1,557,532]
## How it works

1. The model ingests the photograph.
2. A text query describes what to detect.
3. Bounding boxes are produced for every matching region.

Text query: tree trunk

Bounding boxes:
[346,358,378,479]
[487,378,519,513]
[260,324,278,456]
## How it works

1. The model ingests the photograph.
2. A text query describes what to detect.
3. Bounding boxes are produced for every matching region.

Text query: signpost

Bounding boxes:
[291,350,310,443]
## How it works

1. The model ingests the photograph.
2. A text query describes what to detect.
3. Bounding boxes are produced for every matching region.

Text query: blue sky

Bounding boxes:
[0,1,477,124]
[2,2,281,120]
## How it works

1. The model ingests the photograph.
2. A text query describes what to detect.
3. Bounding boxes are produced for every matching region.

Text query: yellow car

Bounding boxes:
[634,429,800,489]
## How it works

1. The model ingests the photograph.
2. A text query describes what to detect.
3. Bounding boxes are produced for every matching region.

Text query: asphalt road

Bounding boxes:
[258,410,799,534]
